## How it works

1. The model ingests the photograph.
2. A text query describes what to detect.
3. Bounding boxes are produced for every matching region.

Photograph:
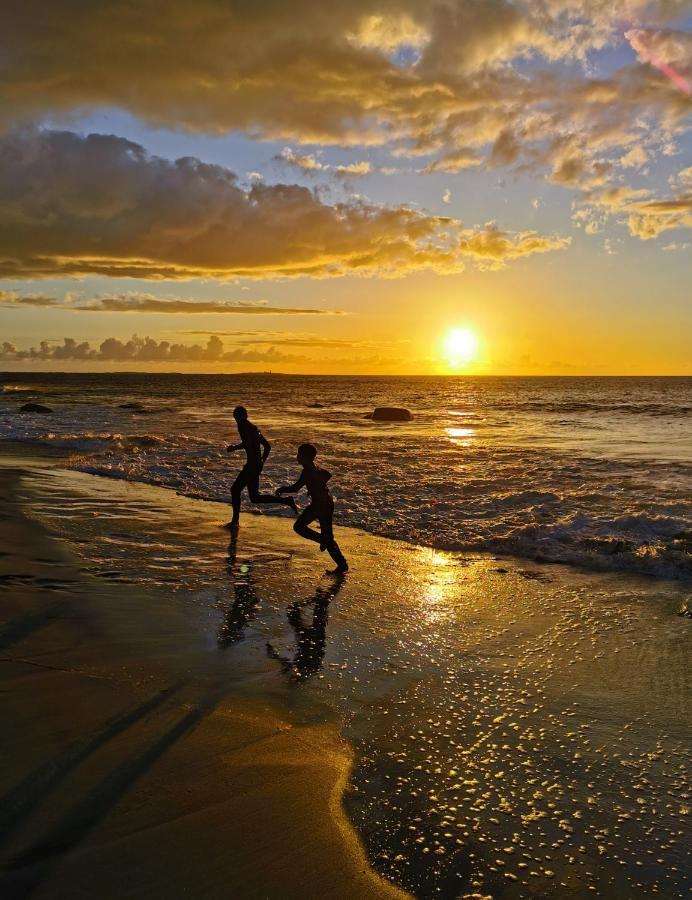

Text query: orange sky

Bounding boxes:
[1,1,690,375]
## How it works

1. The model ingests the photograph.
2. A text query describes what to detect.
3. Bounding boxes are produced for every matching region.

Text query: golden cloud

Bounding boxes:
[2,1,689,183]
[276,148,374,177]
[0,129,569,280]
[0,290,344,314]
[458,224,571,268]
[79,295,345,315]
[577,183,692,238]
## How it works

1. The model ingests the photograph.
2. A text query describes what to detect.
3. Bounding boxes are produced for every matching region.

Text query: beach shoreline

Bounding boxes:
[1,450,690,898]
[2,372,690,584]
[0,460,408,900]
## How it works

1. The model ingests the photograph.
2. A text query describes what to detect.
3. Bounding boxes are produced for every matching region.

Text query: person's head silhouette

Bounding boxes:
[233,405,248,423]
[297,442,317,465]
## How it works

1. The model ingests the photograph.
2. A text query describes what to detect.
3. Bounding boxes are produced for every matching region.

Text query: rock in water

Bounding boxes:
[368,407,412,422]
[19,402,53,414]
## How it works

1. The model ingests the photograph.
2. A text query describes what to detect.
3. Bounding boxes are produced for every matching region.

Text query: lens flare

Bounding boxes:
[626,29,691,95]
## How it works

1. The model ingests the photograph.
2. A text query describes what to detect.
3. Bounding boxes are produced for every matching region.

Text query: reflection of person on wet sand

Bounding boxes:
[266,578,344,679]
[278,443,348,574]
[225,405,297,529]
[217,531,260,646]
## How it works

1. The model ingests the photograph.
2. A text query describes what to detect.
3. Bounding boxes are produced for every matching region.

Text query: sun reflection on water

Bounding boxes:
[418,549,461,625]
[446,425,476,447]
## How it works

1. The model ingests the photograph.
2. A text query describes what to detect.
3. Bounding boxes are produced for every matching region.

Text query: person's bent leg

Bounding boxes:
[294,506,322,544]
[247,470,297,511]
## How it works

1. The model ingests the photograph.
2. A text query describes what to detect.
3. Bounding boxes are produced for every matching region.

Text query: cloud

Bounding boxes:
[0,291,59,307]
[626,195,692,238]
[277,148,374,178]
[0,334,306,364]
[335,161,373,177]
[277,148,327,172]
[0,129,461,279]
[347,12,429,53]
[625,28,692,94]
[2,0,689,205]
[0,290,344,315]
[661,240,691,251]
[671,166,692,188]
[442,189,451,204]
[177,331,376,348]
[0,0,568,141]
[424,149,483,173]
[0,128,569,280]
[620,146,649,169]
[576,183,692,239]
[458,224,571,267]
[79,294,345,315]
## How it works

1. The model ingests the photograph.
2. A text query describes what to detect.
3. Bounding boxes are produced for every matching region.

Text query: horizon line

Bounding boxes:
[2,371,691,379]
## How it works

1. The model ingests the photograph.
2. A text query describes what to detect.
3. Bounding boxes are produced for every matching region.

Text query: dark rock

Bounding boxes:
[307,403,325,408]
[368,407,412,422]
[119,402,146,410]
[19,402,52,414]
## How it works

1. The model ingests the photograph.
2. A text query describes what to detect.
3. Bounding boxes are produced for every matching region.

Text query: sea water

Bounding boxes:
[1,373,690,580]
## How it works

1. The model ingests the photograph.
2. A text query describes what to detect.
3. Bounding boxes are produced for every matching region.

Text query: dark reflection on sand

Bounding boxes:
[217,532,262,647]
[267,577,344,680]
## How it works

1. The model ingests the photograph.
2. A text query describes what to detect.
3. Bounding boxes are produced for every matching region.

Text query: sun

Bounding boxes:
[443,328,479,366]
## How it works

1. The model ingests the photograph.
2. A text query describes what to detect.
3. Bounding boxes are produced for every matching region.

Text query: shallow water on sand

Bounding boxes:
[17,465,692,899]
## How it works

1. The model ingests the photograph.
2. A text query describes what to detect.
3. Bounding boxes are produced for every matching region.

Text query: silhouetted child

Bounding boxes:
[225,405,296,528]
[278,443,348,573]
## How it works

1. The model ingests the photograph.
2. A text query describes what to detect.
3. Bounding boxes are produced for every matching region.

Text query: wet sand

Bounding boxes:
[0,455,690,899]
[0,464,407,900]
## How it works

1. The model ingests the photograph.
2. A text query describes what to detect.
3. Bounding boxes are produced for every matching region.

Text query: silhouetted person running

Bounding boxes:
[278,443,348,573]
[226,405,296,528]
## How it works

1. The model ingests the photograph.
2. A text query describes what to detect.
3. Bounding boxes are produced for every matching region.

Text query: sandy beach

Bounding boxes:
[0,459,406,900]
[1,452,690,899]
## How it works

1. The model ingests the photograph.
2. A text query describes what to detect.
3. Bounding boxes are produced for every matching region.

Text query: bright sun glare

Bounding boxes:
[443,328,479,366]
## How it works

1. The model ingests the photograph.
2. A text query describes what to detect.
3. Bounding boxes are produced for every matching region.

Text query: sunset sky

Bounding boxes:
[1,0,690,375]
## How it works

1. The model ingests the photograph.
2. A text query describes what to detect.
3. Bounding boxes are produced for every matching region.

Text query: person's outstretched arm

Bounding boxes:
[226,441,244,452]
[277,472,306,494]
[260,432,271,463]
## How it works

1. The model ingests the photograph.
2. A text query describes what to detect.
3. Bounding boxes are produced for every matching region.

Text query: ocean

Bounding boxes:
[1,373,690,581]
